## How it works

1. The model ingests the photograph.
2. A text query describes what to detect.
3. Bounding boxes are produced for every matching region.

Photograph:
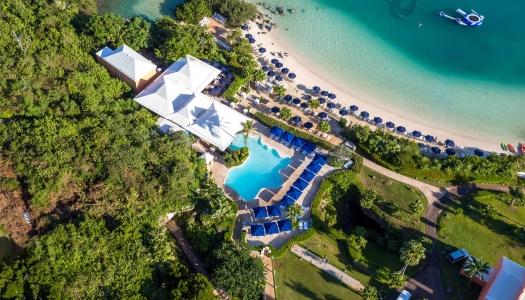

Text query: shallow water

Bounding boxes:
[97,0,525,145]
[226,136,291,201]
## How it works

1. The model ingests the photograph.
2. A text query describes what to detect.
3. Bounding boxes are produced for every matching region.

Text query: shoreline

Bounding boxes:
[246,21,508,154]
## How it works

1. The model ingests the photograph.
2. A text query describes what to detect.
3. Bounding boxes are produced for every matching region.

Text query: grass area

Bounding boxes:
[0,225,14,262]
[359,166,427,237]
[274,251,362,300]
[299,233,413,295]
[437,191,525,300]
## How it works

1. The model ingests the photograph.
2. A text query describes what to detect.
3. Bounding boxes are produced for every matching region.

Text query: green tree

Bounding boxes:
[213,242,266,299]
[389,272,407,288]
[236,120,254,146]
[207,0,258,27]
[338,117,348,128]
[121,17,151,50]
[286,203,304,228]
[327,144,352,167]
[463,257,491,286]
[478,203,497,217]
[227,29,242,42]
[209,195,234,220]
[87,14,150,50]
[418,237,434,254]
[353,124,371,143]
[360,188,378,209]
[509,186,525,206]
[175,0,211,25]
[362,286,379,300]
[308,99,320,109]
[254,69,266,83]
[280,107,292,120]
[349,234,367,249]
[273,85,286,99]
[399,240,426,276]
[317,121,331,133]
[409,200,424,216]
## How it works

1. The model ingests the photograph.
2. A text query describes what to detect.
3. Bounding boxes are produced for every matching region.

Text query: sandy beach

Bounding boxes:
[245,20,506,154]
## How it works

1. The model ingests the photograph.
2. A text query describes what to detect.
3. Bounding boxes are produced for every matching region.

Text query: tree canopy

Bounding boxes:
[206,0,258,28]
[212,242,266,299]
[175,0,212,25]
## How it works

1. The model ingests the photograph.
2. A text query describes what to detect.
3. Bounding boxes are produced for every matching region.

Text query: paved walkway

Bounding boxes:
[251,251,276,300]
[165,220,229,299]
[290,244,365,292]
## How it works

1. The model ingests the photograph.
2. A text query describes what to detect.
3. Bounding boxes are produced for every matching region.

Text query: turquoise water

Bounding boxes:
[250,0,525,145]
[97,0,525,144]
[225,135,291,200]
[96,0,182,21]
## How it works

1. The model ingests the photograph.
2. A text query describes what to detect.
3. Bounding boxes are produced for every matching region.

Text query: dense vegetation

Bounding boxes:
[0,0,264,298]
[206,0,258,28]
[343,124,525,184]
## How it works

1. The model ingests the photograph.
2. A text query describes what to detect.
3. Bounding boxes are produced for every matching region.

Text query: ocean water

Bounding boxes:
[96,0,182,21]
[225,136,291,200]
[97,0,525,145]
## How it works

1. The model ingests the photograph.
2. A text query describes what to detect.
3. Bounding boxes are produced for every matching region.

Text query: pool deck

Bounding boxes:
[210,121,335,248]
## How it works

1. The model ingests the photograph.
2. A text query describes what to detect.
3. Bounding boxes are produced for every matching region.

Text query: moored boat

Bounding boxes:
[508,144,516,153]
[501,142,507,151]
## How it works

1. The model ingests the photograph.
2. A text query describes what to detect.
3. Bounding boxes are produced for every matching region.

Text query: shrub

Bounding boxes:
[223,77,246,102]
[253,112,334,150]
[456,208,463,215]
[338,117,348,128]
[241,147,249,155]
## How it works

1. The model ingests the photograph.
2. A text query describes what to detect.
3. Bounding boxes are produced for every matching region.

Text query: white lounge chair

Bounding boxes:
[299,222,304,230]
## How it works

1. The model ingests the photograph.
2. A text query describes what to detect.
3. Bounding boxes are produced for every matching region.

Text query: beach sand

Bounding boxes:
[246,21,506,154]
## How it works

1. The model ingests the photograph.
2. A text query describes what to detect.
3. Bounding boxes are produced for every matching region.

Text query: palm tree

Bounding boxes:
[236,120,254,146]
[210,195,233,220]
[399,240,426,276]
[273,85,286,99]
[254,69,266,84]
[286,203,303,228]
[463,257,491,286]
[280,107,292,120]
[361,286,378,300]
[317,121,330,133]
[308,99,320,110]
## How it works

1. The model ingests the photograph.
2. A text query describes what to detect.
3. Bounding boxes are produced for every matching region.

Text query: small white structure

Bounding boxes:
[96,45,158,91]
[199,152,215,165]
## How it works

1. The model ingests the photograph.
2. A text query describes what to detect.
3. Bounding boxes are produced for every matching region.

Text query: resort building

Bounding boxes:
[134,55,250,151]
[96,45,159,92]
[467,256,525,300]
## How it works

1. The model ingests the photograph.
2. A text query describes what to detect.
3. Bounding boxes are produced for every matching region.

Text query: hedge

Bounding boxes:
[253,112,334,150]
[223,77,247,102]
[224,199,239,241]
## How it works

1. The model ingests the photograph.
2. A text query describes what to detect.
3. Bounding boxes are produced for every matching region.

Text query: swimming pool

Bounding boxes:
[225,135,291,200]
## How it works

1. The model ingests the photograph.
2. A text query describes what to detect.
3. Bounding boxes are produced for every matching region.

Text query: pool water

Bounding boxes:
[225,135,291,200]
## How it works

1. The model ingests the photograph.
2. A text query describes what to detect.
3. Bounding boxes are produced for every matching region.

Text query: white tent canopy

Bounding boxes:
[135,55,250,151]
[199,152,215,165]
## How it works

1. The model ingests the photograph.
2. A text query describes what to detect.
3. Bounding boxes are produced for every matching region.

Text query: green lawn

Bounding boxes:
[359,166,427,237]
[274,251,363,300]
[437,191,525,299]
[299,233,414,295]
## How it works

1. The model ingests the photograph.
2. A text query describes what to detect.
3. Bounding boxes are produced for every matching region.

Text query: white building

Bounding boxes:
[134,55,250,151]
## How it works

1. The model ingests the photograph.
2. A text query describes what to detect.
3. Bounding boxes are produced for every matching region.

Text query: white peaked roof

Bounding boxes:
[96,45,157,81]
[199,152,215,165]
[135,55,250,151]
[164,56,221,92]
[484,257,525,300]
